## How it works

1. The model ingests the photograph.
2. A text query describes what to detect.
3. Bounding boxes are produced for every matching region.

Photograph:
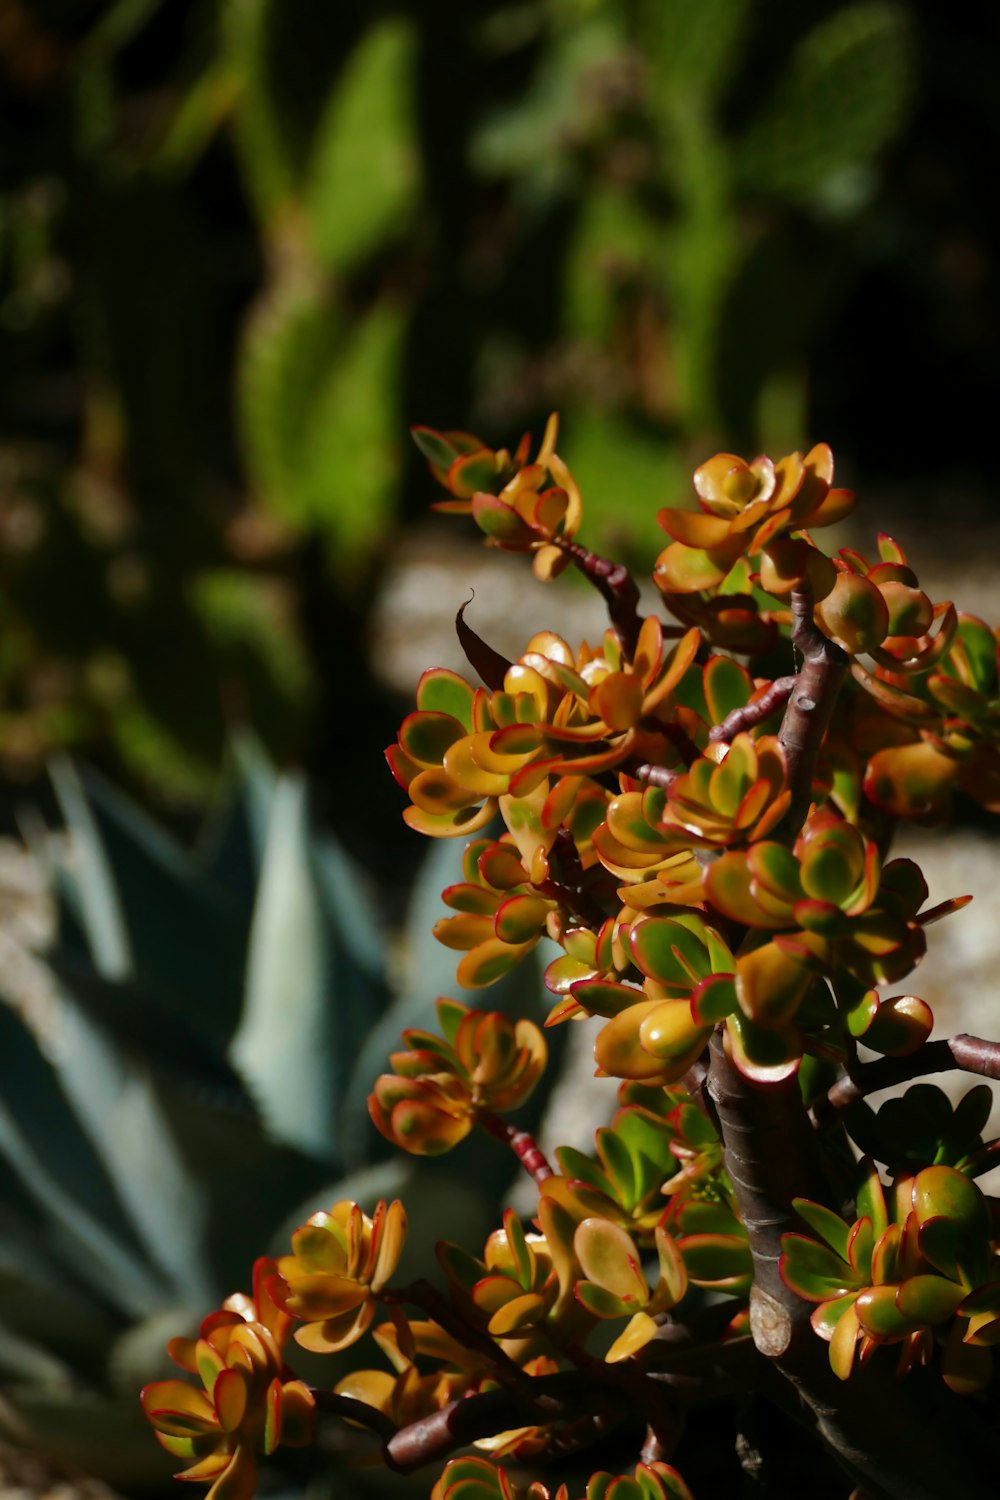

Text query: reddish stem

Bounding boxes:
[708,676,796,744]
[556,538,643,659]
[479,1110,554,1182]
[626,760,679,790]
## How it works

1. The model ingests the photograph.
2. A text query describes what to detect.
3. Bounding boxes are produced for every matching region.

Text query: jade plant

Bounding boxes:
[143,421,1000,1499]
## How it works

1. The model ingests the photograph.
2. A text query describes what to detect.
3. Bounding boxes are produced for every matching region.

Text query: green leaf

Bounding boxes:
[240,279,408,563]
[0,999,150,1257]
[641,0,752,107]
[780,1234,861,1301]
[912,1166,990,1242]
[679,1232,752,1288]
[239,275,344,521]
[951,1085,994,1147]
[674,1201,737,1237]
[575,1281,636,1320]
[854,1284,917,1338]
[941,1320,992,1395]
[736,4,914,205]
[792,1199,851,1262]
[855,1159,889,1237]
[56,764,247,1048]
[504,1210,533,1291]
[231,775,356,1158]
[0,1231,111,1373]
[48,756,131,981]
[205,732,278,880]
[222,0,298,218]
[596,1125,638,1209]
[896,1274,965,1326]
[411,426,460,469]
[0,1053,166,1320]
[222,0,357,221]
[569,979,642,1017]
[150,61,241,176]
[416,670,476,733]
[690,972,738,1023]
[703,655,753,726]
[575,1219,646,1303]
[305,18,419,271]
[628,917,709,987]
[298,298,408,560]
[952,615,998,695]
[556,1145,610,1198]
[19,988,210,1308]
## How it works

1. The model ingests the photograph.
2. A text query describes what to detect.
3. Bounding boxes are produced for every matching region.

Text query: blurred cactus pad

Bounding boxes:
[0,741,554,1491]
[6,0,1000,807]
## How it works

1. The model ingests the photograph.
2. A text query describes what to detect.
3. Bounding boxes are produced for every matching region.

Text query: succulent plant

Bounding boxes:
[0,740,551,1491]
[140,419,1000,1500]
[782,1158,1000,1390]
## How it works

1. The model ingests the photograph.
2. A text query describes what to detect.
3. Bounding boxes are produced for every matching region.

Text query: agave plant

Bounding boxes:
[0,740,552,1492]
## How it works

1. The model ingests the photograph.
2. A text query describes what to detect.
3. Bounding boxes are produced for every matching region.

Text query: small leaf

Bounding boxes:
[780,1235,859,1302]
[896,1274,965,1326]
[792,1200,851,1262]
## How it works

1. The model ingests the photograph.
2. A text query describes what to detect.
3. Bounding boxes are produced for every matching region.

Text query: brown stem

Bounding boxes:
[707,1030,832,1358]
[625,759,679,790]
[708,676,796,745]
[809,1032,1000,1130]
[707,1032,999,1498]
[384,1369,627,1471]
[479,1110,554,1183]
[556,539,643,659]
[311,1388,398,1441]
[774,585,848,843]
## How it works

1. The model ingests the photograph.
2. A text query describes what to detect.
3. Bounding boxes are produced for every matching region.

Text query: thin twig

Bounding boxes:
[708,677,796,744]
[384,1370,626,1472]
[556,538,643,659]
[809,1033,1000,1130]
[626,760,679,789]
[479,1110,554,1182]
[311,1388,398,1441]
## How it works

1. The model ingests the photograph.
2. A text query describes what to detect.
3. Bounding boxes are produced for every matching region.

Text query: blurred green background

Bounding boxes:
[1,1,1000,1494]
[2,0,999,866]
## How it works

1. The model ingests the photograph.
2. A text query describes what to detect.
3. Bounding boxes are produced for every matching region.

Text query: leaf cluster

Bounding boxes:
[141,420,1000,1500]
